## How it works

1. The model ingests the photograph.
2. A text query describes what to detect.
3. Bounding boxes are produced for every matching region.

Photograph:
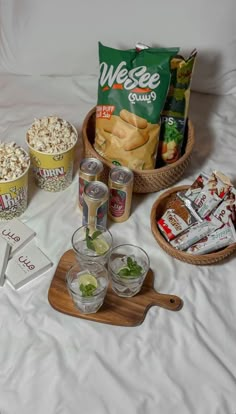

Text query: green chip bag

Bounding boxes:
[94,42,179,170]
[157,49,197,165]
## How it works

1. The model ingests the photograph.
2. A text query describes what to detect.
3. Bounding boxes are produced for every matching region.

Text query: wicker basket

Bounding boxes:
[82,107,195,193]
[150,185,236,265]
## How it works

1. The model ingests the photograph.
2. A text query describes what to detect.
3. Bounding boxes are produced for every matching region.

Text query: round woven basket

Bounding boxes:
[150,185,236,265]
[82,107,195,194]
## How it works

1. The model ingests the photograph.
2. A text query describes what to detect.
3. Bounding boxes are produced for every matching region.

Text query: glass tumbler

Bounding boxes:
[108,244,150,297]
[71,224,113,265]
[66,261,109,314]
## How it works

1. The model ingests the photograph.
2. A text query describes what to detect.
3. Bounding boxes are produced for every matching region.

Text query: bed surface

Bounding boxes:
[1,1,236,411]
[0,72,236,414]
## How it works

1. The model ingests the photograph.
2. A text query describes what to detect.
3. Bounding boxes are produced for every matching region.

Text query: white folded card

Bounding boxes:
[5,243,53,290]
[0,238,11,287]
[0,218,36,257]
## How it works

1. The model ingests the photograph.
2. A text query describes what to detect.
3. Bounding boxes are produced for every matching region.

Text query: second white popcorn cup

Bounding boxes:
[26,117,78,192]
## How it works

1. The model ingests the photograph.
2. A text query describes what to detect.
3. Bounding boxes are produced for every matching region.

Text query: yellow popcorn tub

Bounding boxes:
[26,119,78,192]
[0,160,30,221]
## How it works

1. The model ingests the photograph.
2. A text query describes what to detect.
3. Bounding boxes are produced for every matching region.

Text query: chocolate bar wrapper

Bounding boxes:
[157,196,200,241]
[178,172,209,203]
[212,187,236,226]
[186,220,236,255]
[170,215,222,251]
[193,171,232,218]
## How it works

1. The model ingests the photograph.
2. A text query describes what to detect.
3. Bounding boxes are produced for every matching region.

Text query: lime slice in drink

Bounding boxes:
[78,273,98,288]
[92,237,109,255]
[117,267,130,277]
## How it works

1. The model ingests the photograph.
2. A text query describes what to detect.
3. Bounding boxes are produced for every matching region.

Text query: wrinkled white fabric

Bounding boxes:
[0,74,236,414]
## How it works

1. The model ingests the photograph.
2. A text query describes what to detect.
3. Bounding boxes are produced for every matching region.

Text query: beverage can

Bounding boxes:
[82,181,108,228]
[78,158,103,208]
[108,166,134,222]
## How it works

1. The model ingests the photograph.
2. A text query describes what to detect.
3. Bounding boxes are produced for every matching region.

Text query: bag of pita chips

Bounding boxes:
[94,42,178,170]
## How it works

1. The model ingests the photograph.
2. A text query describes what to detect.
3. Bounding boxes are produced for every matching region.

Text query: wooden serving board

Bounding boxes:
[48,250,183,327]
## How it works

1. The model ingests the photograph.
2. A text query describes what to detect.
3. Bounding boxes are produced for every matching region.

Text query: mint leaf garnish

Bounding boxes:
[118,257,143,278]
[85,227,95,251]
[79,283,96,297]
[118,268,130,277]
[85,227,102,251]
[91,230,102,240]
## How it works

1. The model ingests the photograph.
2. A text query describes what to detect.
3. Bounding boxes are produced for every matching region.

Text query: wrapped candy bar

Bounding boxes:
[193,171,232,218]
[212,187,236,226]
[157,194,200,241]
[178,172,209,203]
[186,219,236,255]
[170,215,222,251]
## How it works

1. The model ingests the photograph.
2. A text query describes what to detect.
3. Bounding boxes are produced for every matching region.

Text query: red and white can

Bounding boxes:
[82,181,108,228]
[78,158,103,209]
[108,166,134,223]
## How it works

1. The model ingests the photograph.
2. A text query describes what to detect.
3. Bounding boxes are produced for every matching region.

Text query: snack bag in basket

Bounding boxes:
[94,42,178,170]
[157,49,197,165]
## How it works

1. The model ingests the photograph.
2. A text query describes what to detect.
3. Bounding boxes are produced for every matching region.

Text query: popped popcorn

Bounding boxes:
[0,142,30,182]
[27,116,77,154]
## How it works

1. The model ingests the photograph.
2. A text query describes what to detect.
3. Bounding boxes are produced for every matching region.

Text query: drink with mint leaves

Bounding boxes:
[108,244,150,297]
[71,224,113,265]
[66,262,108,314]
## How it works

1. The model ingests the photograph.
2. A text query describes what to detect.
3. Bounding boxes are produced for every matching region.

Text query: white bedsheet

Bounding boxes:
[0,74,236,414]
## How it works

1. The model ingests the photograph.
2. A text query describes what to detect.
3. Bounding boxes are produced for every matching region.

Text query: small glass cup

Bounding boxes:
[71,224,113,265]
[108,244,150,297]
[66,261,109,314]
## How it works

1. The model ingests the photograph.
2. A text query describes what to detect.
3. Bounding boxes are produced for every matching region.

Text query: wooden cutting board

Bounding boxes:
[48,250,183,327]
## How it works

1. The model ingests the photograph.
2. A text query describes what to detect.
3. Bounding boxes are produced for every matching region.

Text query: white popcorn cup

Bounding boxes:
[0,154,30,221]
[26,125,78,192]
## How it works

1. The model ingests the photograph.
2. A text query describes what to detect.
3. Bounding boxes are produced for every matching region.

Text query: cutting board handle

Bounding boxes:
[142,290,183,311]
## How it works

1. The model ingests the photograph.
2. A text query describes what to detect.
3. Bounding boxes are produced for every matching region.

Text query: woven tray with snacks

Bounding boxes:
[150,172,236,265]
[82,107,195,193]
